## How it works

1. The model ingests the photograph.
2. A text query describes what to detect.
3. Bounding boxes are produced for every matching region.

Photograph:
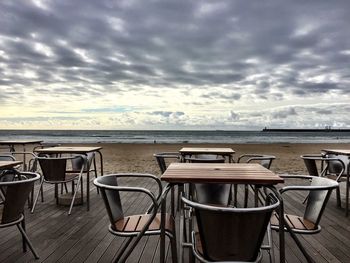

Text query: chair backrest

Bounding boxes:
[36,156,83,182]
[183,193,279,262]
[300,155,321,176]
[238,154,275,169]
[185,154,229,206]
[326,154,349,176]
[303,176,339,226]
[185,154,226,163]
[0,172,40,224]
[153,152,179,173]
[71,152,95,171]
[93,175,125,227]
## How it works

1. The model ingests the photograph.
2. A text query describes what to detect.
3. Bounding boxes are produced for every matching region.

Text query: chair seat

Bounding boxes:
[114,213,174,233]
[271,212,316,231]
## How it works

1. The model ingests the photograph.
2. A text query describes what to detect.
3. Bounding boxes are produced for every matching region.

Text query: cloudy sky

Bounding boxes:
[0,0,350,130]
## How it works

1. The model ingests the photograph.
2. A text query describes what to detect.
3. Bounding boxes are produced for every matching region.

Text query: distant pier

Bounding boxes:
[262,128,350,132]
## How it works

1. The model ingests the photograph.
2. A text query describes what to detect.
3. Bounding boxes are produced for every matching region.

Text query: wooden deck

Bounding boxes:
[1,175,349,263]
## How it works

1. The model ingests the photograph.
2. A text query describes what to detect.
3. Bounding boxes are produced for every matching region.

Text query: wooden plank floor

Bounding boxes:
[1,175,350,263]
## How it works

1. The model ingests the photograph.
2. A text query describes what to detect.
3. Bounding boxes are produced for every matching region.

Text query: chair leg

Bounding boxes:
[68,175,82,215]
[233,184,238,206]
[17,221,40,259]
[93,157,99,194]
[336,187,341,207]
[55,184,59,205]
[31,179,44,213]
[113,237,134,263]
[264,223,275,263]
[346,176,349,217]
[40,184,44,202]
[285,222,315,263]
[169,233,178,263]
[244,184,248,208]
[81,176,84,203]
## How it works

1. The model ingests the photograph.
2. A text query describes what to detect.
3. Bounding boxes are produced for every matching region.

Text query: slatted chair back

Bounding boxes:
[186,154,230,206]
[303,176,339,226]
[153,152,179,173]
[94,175,124,226]
[183,193,279,262]
[0,172,40,224]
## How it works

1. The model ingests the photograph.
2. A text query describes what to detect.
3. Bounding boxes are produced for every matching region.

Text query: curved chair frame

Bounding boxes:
[184,154,231,206]
[301,154,348,215]
[154,152,181,215]
[238,154,276,207]
[94,173,177,263]
[271,175,338,262]
[0,171,40,259]
[31,155,86,215]
[182,190,280,263]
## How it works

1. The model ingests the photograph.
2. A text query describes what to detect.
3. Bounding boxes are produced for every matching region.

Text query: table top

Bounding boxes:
[161,163,283,184]
[0,140,43,145]
[179,147,235,155]
[35,146,102,154]
[0,161,23,169]
[322,149,350,156]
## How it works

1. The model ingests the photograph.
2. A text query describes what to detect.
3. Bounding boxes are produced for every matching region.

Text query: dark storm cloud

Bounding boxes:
[271,107,298,119]
[151,111,185,117]
[201,91,241,100]
[0,0,350,102]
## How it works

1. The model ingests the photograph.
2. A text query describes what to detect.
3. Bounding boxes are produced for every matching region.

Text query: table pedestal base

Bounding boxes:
[58,193,83,206]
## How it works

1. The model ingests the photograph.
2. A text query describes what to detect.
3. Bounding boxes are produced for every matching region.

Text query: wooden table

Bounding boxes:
[0,140,43,152]
[160,163,285,263]
[0,160,23,170]
[35,146,103,211]
[179,147,235,162]
[0,140,43,170]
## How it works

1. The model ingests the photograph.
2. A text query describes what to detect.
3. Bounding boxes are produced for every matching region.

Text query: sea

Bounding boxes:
[0,130,350,144]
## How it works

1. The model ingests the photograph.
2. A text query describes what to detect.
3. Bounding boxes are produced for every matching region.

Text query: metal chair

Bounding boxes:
[0,170,40,259]
[185,154,226,163]
[93,173,178,263]
[182,190,280,262]
[185,154,231,206]
[301,154,348,215]
[238,154,276,207]
[31,155,86,215]
[322,153,349,216]
[271,175,338,263]
[154,152,180,174]
[0,155,17,174]
[154,152,180,215]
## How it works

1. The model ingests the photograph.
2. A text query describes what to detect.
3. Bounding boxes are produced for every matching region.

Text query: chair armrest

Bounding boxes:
[279,175,338,194]
[237,154,275,163]
[153,152,180,158]
[100,173,163,203]
[95,183,159,215]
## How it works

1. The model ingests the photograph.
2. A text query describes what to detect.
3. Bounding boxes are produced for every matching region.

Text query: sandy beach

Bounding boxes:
[80,142,350,175]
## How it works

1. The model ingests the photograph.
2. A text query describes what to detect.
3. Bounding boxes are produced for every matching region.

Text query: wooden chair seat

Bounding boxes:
[271,212,316,231]
[114,213,174,233]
